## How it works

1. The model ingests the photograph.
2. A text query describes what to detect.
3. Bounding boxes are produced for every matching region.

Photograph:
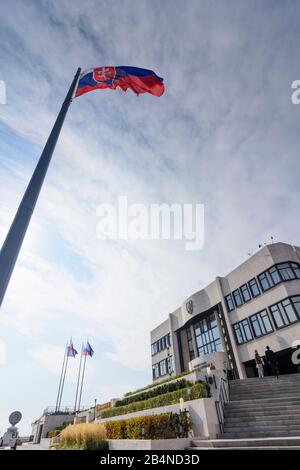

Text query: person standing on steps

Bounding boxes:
[265,345,279,378]
[254,350,265,378]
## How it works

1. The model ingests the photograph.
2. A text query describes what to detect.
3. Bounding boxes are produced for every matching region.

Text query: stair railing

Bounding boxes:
[215,377,229,434]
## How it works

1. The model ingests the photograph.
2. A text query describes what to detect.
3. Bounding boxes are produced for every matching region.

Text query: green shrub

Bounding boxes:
[101,382,209,419]
[47,421,70,438]
[124,371,192,397]
[116,379,190,407]
[105,411,192,440]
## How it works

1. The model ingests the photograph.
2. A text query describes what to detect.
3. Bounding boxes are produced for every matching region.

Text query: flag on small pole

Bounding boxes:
[77,340,94,412]
[56,338,78,412]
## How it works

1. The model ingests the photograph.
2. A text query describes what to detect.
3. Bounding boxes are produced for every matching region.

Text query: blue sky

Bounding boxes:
[0,0,300,434]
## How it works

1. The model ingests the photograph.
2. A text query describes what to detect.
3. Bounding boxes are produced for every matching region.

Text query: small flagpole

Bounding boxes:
[55,342,68,412]
[57,338,71,411]
[0,67,81,308]
[74,342,83,412]
[77,344,87,412]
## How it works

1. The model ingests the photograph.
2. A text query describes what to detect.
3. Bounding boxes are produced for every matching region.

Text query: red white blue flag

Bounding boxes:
[75,66,164,98]
[83,341,94,357]
[67,341,78,358]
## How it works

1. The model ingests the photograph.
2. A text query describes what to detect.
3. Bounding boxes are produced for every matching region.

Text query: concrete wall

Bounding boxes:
[108,438,191,450]
[97,397,219,439]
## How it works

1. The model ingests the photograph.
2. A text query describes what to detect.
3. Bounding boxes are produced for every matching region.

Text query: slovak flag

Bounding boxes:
[67,341,78,358]
[75,66,164,98]
[83,341,94,357]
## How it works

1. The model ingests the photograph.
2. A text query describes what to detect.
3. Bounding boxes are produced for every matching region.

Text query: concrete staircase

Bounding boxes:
[190,373,300,449]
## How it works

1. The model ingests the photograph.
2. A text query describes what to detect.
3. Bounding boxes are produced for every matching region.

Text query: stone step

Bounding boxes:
[230,384,300,395]
[224,425,300,433]
[230,374,300,384]
[219,430,300,438]
[191,436,300,448]
[230,392,300,401]
[226,396,300,407]
[225,415,300,425]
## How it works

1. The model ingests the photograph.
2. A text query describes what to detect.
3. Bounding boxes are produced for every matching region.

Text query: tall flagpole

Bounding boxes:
[58,349,70,412]
[0,67,81,308]
[74,343,83,412]
[55,342,68,412]
[77,349,87,412]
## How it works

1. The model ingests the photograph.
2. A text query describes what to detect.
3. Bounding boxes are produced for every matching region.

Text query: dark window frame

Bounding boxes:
[240,284,251,302]
[248,278,261,297]
[232,289,243,307]
[249,309,274,338]
[269,297,300,330]
[233,318,253,345]
[225,294,235,312]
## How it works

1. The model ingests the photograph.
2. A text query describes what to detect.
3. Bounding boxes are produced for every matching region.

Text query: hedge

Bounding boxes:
[115,379,190,407]
[101,382,209,419]
[124,371,192,397]
[105,411,192,440]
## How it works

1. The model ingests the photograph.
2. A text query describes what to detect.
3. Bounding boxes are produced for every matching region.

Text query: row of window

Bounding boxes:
[152,356,173,379]
[233,295,300,345]
[225,261,300,312]
[151,333,171,356]
[186,313,223,361]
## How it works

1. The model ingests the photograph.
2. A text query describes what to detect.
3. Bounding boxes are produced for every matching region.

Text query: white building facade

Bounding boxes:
[151,242,300,381]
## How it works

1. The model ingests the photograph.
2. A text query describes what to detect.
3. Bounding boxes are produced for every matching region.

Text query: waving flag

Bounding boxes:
[83,341,94,357]
[75,66,164,98]
[67,341,78,358]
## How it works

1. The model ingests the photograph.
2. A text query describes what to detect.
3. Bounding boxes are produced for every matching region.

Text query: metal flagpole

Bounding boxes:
[77,348,87,412]
[0,67,81,308]
[58,347,70,412]
[55,342,68,412]
[74,343,83,412]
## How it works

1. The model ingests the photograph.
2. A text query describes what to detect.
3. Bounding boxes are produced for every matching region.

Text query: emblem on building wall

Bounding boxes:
[186,299,193,315]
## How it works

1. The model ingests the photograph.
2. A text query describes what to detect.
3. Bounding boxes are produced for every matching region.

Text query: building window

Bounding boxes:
[194,314,222,357]
[187,328,195,360]
[225,294,235,312]
[291,263,300,279]
[270,298,298,329]
[258,270,275,291]
[250,309,274,338]
[233,289,243,307]
[167,356,173,374]
[233,319,253,345]
[277,262,299,281]
[152,363,159,380]
[291,296,300,318]
[248,278,260,297]
[151,333,171,356]
[159,360,167,376]
[240,284,251,302]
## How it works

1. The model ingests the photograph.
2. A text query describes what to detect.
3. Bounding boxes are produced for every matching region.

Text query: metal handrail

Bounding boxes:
[215,377,229,434]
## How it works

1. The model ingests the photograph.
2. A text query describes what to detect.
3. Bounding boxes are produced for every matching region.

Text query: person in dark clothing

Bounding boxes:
[265,346,279,377]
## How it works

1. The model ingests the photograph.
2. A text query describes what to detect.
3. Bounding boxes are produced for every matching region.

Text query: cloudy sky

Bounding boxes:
[0,0,300,434]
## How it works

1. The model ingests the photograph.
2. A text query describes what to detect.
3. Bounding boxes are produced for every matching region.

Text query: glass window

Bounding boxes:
[270,298,299,329]
[234,324,244,345]
[269,266,281,285]
[233,289,243,307]
[250,309,273,337]
[225,294,235,312]
[193,314,223,357]
[167,356,173,374]
[282,298,297,323]
[291,263,300,279]
[258,271,274,291]
[277,263,296,281]
[291,296,300,318]
[233,319,253,345]
[249,278,260,297]
[241,284,251,302]
[159,360,167,376]
[152,363,159,379]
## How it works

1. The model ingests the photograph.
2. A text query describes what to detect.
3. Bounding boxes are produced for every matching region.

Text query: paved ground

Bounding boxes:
[17,443,49,450]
